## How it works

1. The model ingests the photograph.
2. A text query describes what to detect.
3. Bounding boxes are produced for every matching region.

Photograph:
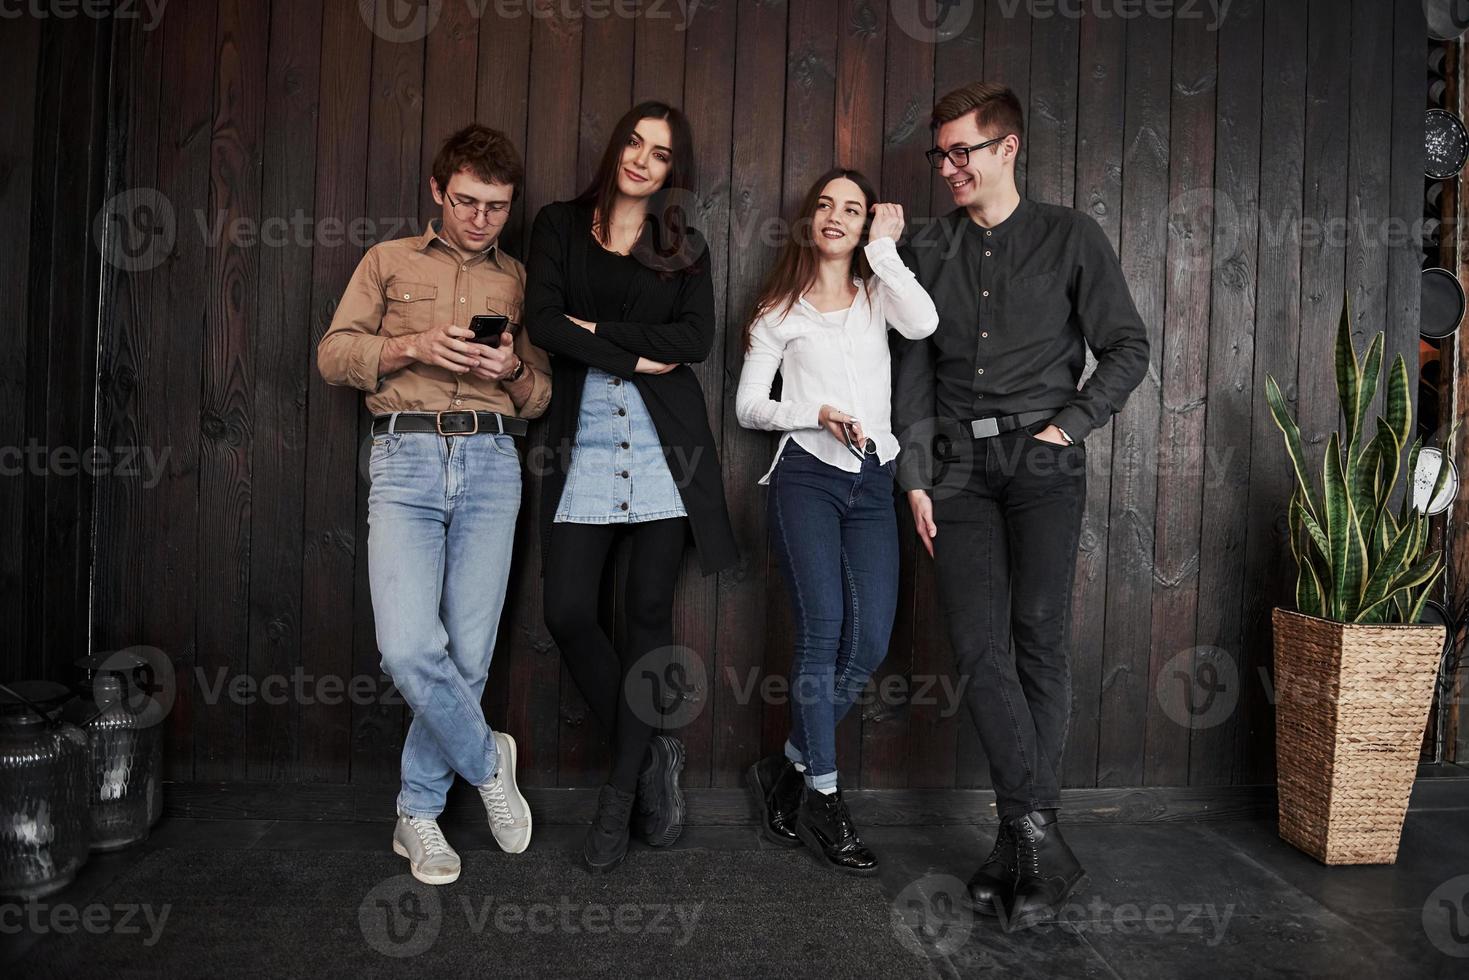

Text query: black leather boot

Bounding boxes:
[582,784,636,873]
[966,820,1017,916]
[1001,809,1086,932]
[745,753,802,847]
[794,788,878,876]
[635,735,686,847]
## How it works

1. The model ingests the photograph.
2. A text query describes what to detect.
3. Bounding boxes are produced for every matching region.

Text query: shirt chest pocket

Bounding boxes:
[485,294,523,328]
[1006,269,1069,321]
[383,281,438,336]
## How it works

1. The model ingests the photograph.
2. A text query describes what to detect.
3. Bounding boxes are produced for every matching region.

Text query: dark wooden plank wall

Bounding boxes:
[0,14,45,682]
[1,12,113,691]
[67,0,1435,791]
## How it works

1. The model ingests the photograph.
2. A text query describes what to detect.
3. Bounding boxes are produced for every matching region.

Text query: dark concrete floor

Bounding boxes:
[5,784,1468,978]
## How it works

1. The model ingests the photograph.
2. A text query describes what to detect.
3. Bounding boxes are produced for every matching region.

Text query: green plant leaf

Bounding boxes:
[1406,566,1446,623]
[1323,432,1368,620]
[1292,492,1330,559]
[1383,354,1410,452]
[1266,375,1324,523]
[1348,334,1384,494]
[1297,557,1325,617]
[1392,551,1441,596]
[1353,432,1382,544]
[1355,331,1384,451]
[1358,554,1439,622]
[1399,436,1424,528]
[1368,423,1399,550]
[1334,297,1362,454]
[1356,519,1416,618]
[1424,423,1459,514]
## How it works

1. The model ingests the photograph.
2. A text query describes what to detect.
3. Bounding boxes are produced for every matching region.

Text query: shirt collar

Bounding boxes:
[958,195,1029,240]
[418,219,502,267]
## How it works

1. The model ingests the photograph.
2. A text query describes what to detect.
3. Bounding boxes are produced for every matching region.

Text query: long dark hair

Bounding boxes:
[575,101,702,275]
[742,167,878,351]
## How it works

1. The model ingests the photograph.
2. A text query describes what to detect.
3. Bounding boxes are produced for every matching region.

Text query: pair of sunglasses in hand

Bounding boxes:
[841,419,873,461]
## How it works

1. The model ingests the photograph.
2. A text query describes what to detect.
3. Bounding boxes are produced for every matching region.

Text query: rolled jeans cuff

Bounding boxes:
[804,769,839,792]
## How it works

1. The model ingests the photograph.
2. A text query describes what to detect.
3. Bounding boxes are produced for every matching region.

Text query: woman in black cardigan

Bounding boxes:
[525,101,738,873]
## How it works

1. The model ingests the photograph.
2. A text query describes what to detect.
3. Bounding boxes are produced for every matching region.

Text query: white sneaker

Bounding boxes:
[478,732,532,853]
[392,816,461,885]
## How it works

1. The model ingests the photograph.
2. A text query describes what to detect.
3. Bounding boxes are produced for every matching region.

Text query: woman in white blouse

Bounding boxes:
[737,168,937,875]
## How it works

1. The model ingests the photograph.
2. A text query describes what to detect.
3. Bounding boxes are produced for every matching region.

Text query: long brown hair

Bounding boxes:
[575,101,702,275]
[742,168,878,351]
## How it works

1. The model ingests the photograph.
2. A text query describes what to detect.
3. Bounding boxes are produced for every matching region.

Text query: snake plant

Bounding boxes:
[1265,299,1456,624]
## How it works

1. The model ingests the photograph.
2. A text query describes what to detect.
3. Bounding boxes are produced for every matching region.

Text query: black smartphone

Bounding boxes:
[469,314,509,347]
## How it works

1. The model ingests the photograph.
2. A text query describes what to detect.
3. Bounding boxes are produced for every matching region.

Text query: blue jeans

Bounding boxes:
[366,424,522,819]
[767,440,900,791]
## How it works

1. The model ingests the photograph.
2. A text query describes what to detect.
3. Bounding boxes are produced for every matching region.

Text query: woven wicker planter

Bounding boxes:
[1271,608,1445,865]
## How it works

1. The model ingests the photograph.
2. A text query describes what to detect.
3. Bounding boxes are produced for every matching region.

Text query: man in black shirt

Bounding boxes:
[893,82,1149,931]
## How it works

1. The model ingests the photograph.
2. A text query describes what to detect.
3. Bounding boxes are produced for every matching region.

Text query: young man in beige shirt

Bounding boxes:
[318,125,551,885]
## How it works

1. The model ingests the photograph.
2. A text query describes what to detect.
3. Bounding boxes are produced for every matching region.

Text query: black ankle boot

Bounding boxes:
[1001,809,1085,932]
[794,788,878,876]
[582,784,636,873]
[745,754,803,847]
[966,820,1017,916]
[635,735,686,847]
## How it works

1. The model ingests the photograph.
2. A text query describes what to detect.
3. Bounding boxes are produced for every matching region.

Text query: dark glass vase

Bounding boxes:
[0,681,91,898]
[63,653,165,851]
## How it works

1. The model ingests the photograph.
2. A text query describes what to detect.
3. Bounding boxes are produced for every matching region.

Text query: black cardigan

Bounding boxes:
[524,199,739,576]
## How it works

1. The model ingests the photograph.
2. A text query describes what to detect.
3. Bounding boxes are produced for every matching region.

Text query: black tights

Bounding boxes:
[542,518,688,793]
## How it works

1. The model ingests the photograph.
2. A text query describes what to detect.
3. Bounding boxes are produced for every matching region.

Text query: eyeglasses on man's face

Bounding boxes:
[447,196,511,223]
[925,136,1006,170]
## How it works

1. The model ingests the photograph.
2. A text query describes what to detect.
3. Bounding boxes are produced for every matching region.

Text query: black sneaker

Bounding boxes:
[745,753,802,847]
[582,784,636,873]
[635,734,686,847]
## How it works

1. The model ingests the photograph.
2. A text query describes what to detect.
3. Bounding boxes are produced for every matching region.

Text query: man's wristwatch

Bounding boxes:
[506,355,525,383]
[1056,425,1074,446]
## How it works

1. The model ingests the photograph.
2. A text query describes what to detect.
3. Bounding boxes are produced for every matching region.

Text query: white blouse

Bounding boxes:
[735,237,939,484]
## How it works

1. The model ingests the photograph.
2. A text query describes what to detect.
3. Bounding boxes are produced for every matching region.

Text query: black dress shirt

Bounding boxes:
[892,198,1150,491]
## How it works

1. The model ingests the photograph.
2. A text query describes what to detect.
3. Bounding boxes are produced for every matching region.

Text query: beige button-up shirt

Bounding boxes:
[317,221,551,418]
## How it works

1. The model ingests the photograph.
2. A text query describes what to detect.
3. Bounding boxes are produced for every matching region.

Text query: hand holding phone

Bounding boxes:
[469,314,509,347]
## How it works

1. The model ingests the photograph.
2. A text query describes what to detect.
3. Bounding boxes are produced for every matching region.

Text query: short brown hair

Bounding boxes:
[931,82,1025,146]
[432,124,524,199]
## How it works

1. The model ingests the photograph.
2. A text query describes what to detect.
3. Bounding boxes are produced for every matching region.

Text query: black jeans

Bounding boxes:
[542,518,688,793]
[930,419,1086,819]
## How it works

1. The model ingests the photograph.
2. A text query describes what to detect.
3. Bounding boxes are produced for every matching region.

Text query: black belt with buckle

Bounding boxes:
[959,409,1059,440]
[371,411,529,437]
